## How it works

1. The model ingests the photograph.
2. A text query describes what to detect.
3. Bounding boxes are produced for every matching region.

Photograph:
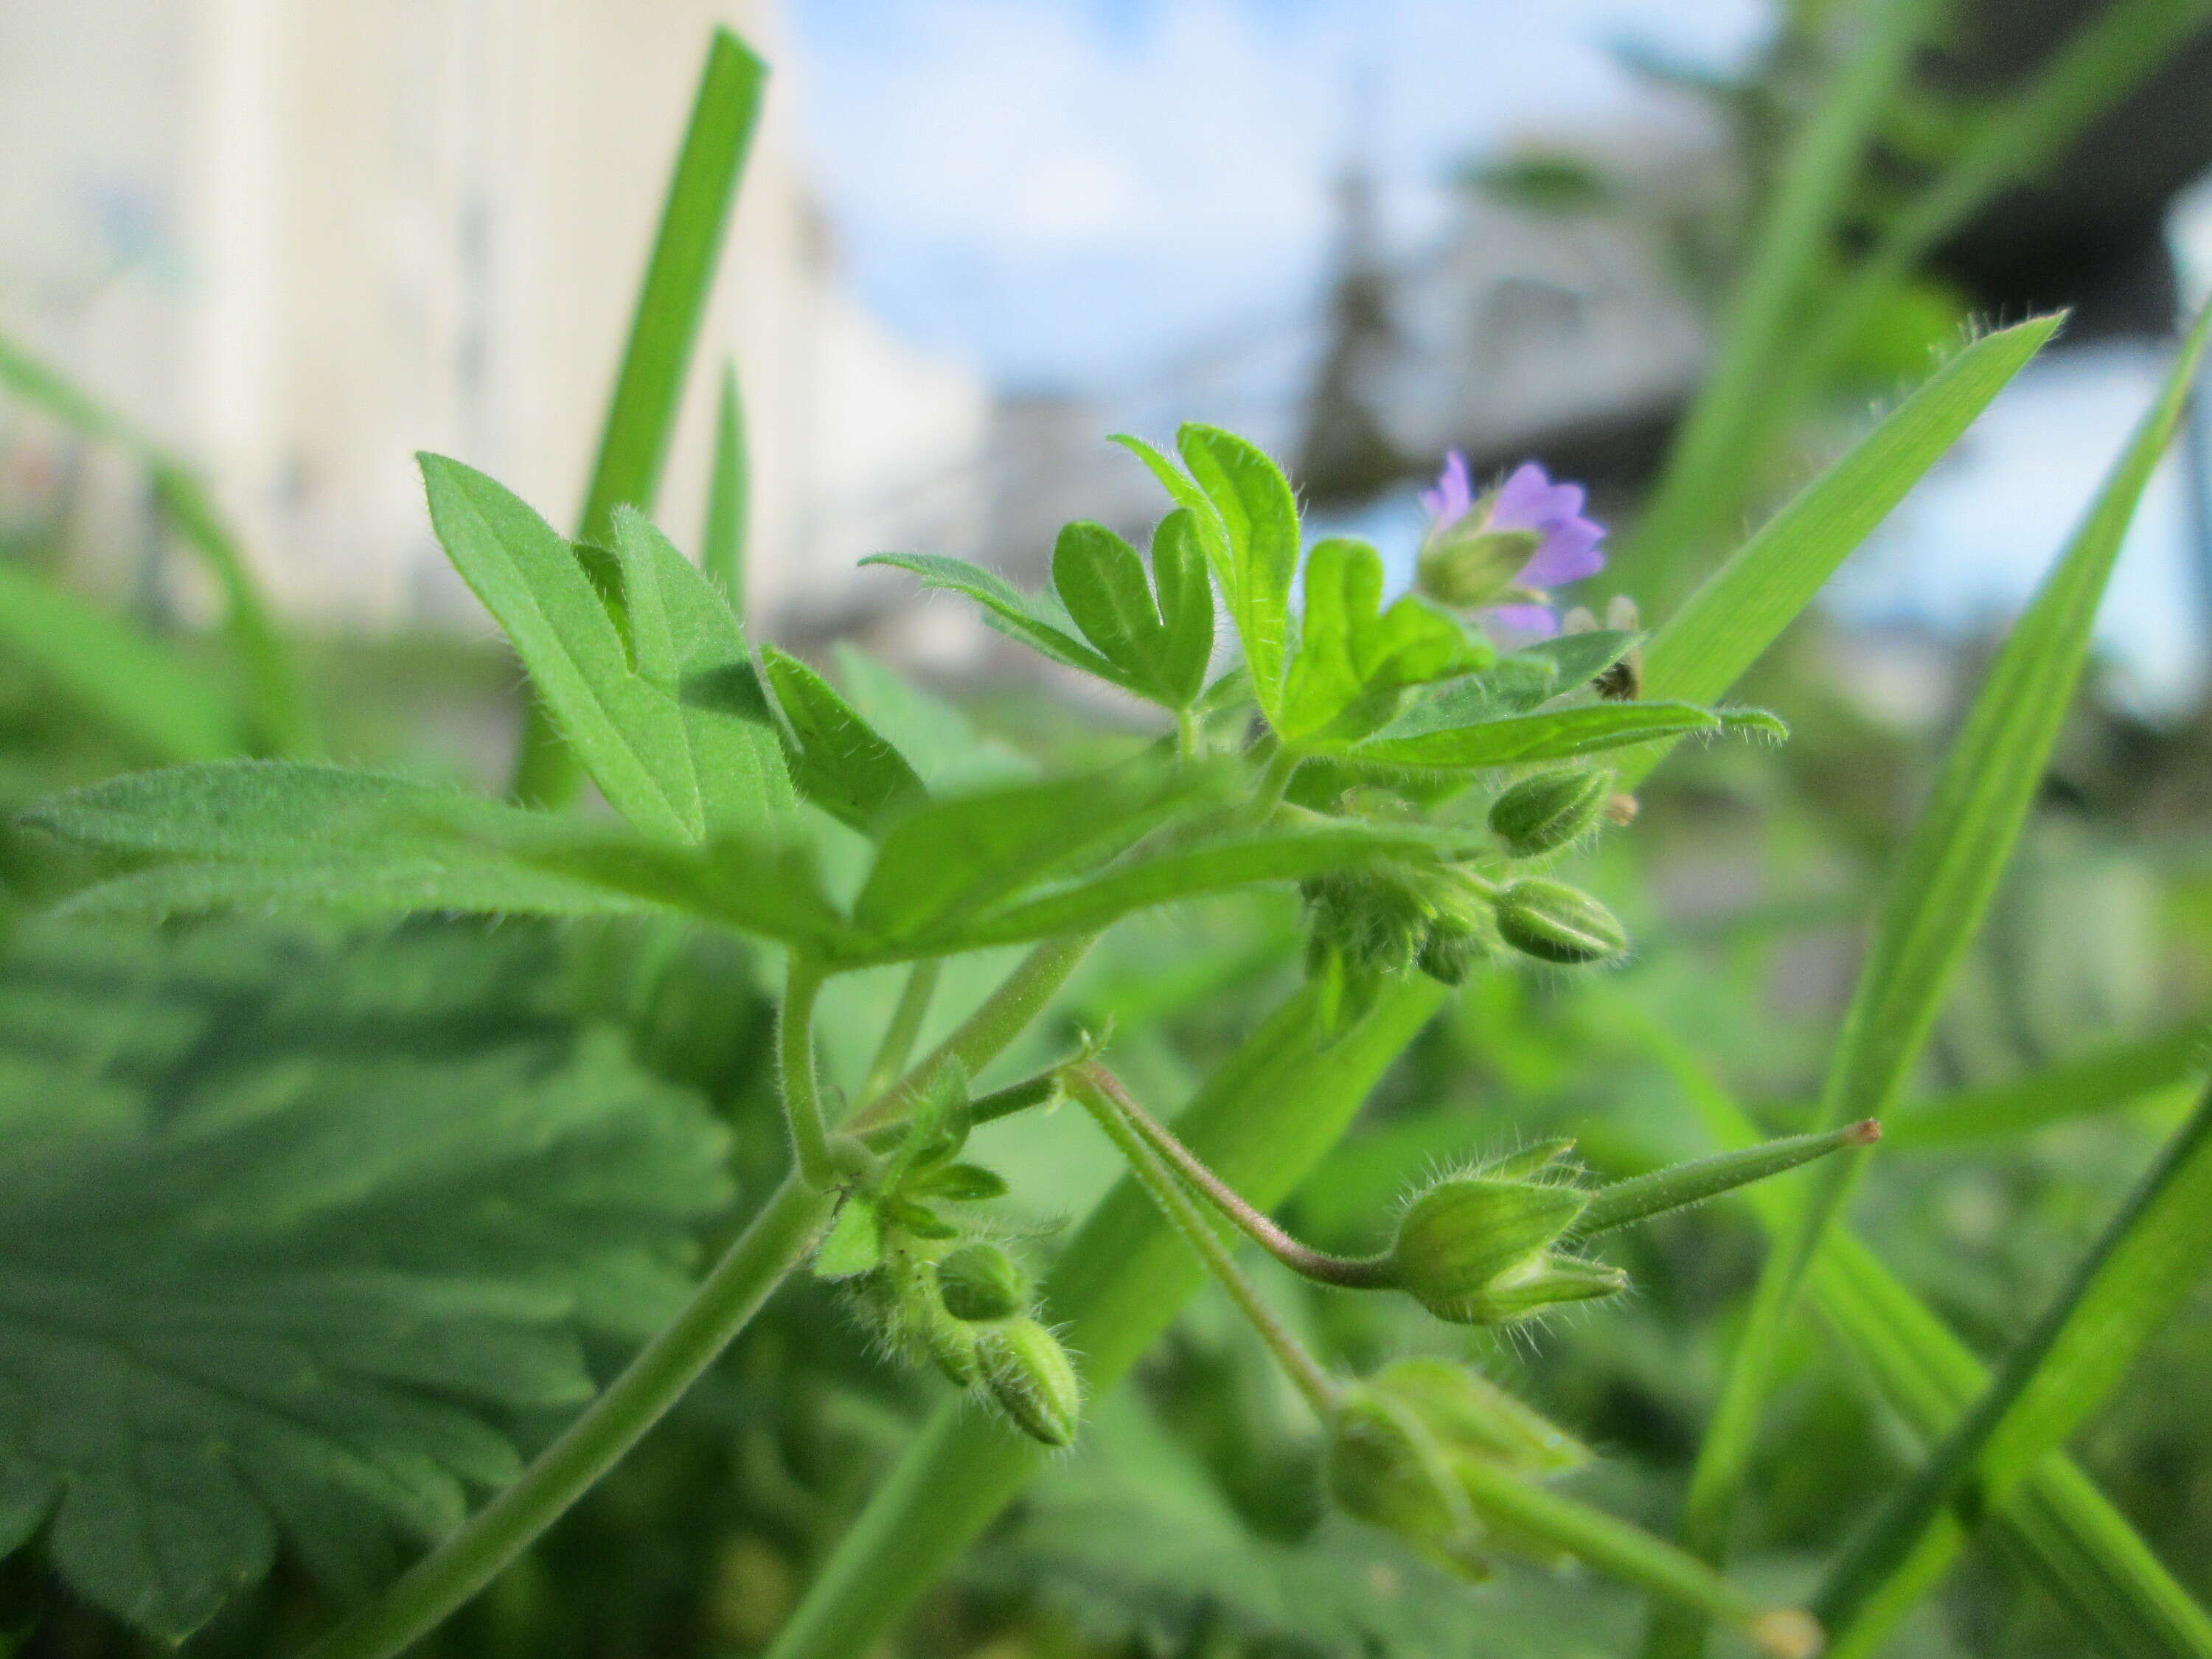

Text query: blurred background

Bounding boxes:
[5,3,2212,1658]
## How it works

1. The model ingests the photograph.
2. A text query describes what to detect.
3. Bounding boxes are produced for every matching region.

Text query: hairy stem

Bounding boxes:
[778,956,838,1189]
[1070,1066,1342,1416]
[298,1177,834,1659]
[860,961,941,1105]
[848,934,1096,1131]
[1081,1065,1393,1290]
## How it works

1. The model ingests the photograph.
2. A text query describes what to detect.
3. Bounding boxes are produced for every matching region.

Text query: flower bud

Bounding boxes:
[935,1242,1027,1322]
[1417,526,1542,608]
[1385,1151,1628,1326]
[1326,1359,1590,1580]
[1489,768,1611,858]
[977,1318,1082,1447]
[1493,877,1627,965]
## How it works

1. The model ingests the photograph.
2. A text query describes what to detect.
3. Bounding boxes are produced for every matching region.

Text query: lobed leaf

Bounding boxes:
[1277,539,1487,742]
[0,919,731,1640]
[1172,426,1302,717]
[860,552,1127,686]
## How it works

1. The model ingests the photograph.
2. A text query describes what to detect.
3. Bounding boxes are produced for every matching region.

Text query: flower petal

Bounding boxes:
[1420,451,1475,530]
[1517,518,1606,588]
[1485,603,1559,641]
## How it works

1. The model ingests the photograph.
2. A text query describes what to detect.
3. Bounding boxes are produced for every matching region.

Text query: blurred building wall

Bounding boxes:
[0,0,988,630]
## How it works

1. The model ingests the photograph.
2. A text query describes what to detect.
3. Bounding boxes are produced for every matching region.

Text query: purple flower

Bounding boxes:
[1416,455,1606,637]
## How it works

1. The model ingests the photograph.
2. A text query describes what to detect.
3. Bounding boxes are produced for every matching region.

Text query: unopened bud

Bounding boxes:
[1388,1174,1624,1324]
[1418,526,1543,608]
[1489,768,1611,858]
[977,1318,1082,1447]
[1494,877,1627,965]
[936,1242,1027,1322]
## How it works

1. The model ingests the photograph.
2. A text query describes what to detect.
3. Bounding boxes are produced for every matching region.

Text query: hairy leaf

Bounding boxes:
[1348,703,1776,770]
[1277,539,1489,742]
[860,553,1124,685]
[0,919,731,1640]
[759,645,927,832]
[1173,427,1302,717]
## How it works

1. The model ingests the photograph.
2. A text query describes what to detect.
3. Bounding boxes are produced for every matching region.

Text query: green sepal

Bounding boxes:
[815,1200,883,1280]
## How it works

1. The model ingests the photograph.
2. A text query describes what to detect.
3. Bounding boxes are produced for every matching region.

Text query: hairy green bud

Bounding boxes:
[1386,1158,1625,1326]
[935,1242,1027,1322]
[1305,861,1498,990]
[1326,1358,1589,1580]
[1416,526,1543,608]
[1493,877,1627,965]
[1489,768,1611,858]
[977,1318,1082,1447]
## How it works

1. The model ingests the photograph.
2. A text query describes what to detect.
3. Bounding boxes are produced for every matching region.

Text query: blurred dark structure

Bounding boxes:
[1295,0,2212,510]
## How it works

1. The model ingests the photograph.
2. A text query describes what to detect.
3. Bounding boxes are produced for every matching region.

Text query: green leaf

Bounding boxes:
[830,644,1033,792]
[702,361,748,610]
[1348,702,1742,770]
[1624,313,2062,789]
[607,507,795,837]
[1649,295,2211,1659]
[814,1200,882,1279]
[1050,518,1214,709]
[1175,426,1302,717]
[1152,509,1217,705]
[759,645,928,832]
[0,918,731,1639]
[1887,1021,2210,1147]
[1629,1009,2212,1659]
[1814,1084,2212,1656]
[851,764,1228,946]
[944,822,1467,950]
[860,552,1126,685]
[420,456,702,841]
[512,28,765,807]
[915,1163,1010,1202]
[1277,539,1489,742]
[0,331,314,759]
[0,559,243,762]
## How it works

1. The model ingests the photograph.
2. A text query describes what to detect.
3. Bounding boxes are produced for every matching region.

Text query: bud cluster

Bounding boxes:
[814,1067,1080,1447]
[1298,779,1630,1006]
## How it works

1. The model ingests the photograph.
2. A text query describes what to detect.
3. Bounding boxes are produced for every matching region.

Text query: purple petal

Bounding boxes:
[1516,516,1606,588]
[1420,451,1474,529]
[1486,603,1559,641]
[1488,462,1585,534]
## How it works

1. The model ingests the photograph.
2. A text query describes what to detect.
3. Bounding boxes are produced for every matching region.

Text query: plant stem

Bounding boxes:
[1069,1066,1343,1417]
[298,1175,834,1659]
[859,961,941,1105]
[1080,1065,1393,1290]
[1175,705,1201,761]
[779,956,837,1189]
[848,934,1096,1131]
[1250,743,1301,820]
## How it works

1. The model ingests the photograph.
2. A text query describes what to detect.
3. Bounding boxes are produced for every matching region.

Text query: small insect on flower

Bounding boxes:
[1416,455,1606,637]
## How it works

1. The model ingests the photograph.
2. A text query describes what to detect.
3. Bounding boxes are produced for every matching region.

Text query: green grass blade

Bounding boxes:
[0,331,315,758]
[510,28,765,807]
[703,361,748,611]
[1815,1083,2212,1657]
[0,561,242,762]
[1646,299,2212,1659]
[1770,0,2212,453]
[1623,314,2059,790]
[1618,0,1954,592]
[1888,1021,2209,1147]
[1630,1009,2212,1659]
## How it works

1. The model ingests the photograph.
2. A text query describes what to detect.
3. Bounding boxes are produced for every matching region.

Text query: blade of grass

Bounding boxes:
[1618,0,1955,592]
[1815,1082,2212,1658]
[1630,1007,2212,1659]
[0,561,242,762]
[703,361,748,610]
[1644,297,2212,1659]
[0,330,313,757]
[1641,0,2211,584]
[509,29,765,807]
[1888,1020,2209,1147]
[1621,313,2061,790]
